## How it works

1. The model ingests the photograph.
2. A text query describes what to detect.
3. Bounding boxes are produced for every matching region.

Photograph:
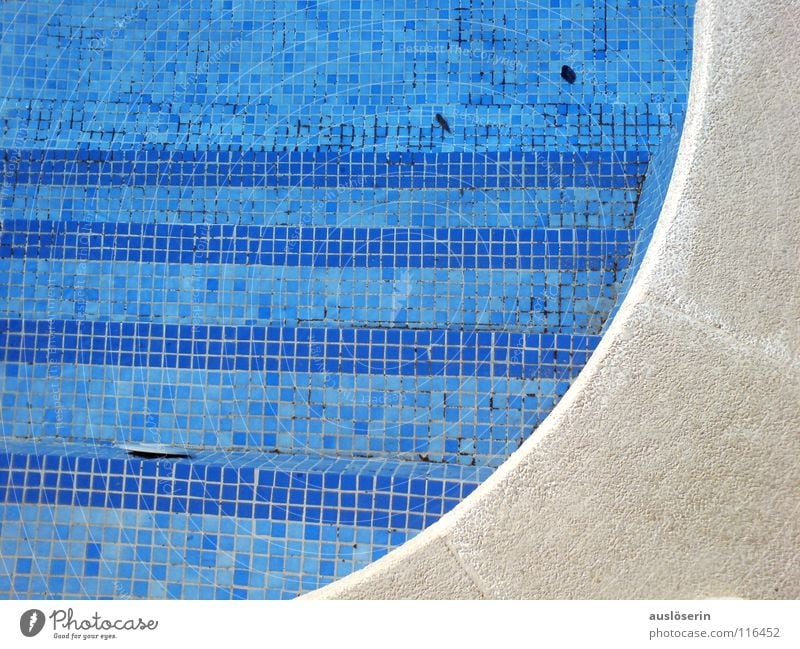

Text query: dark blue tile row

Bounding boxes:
[0,319,600,377]
[0,221,635,270]
[1,148,648,189]
[0,449,478,531]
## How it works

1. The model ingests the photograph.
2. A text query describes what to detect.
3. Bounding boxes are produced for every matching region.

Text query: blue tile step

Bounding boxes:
[1,184,641,229]
[0,98,671,148]
[0,327,595,466]
[0,320,598,377]
[0,438,490,599]
[0,221,632,334]
[1,149,648,190]
[0,259,622,333]
[0,222,637,270]
[0,438,488,528]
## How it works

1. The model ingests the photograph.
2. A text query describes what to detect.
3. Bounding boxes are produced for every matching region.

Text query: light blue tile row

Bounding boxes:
[0,362,570,467]
[0,500,407,599]
[0,184,640,229]
[0,259,619,333]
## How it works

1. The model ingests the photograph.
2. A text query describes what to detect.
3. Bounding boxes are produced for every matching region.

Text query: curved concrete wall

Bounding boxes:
[306,0,800,599]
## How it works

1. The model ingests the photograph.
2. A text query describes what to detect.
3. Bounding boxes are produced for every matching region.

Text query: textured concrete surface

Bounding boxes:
[305,0,800,599]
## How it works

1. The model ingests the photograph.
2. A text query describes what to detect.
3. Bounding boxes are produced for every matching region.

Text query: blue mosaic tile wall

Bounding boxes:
[0,439,490,598]
[0,0,695,598]
[604,121,686,329]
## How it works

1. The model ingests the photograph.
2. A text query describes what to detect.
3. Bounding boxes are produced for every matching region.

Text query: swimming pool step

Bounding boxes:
[1,149,648,191]
[0,440,487,530]
[0,221,637,269]
[0,323,594,466]
[0,258,620,333]
[0,151,642,471]
[0,210,636,469]
[0,221,632,334]
[0,439,490,598]
[2,185,641,230]
[0,148,647,233]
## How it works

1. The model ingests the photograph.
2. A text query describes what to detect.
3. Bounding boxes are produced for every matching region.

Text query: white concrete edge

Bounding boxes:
[305,0,800,599]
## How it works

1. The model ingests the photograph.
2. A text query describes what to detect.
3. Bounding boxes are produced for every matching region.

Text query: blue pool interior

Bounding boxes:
[0,0,694,599]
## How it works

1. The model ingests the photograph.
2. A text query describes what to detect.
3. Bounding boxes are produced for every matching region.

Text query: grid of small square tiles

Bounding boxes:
[605,123,686,330]
[0,440,489,598]
[0,0,695,598]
